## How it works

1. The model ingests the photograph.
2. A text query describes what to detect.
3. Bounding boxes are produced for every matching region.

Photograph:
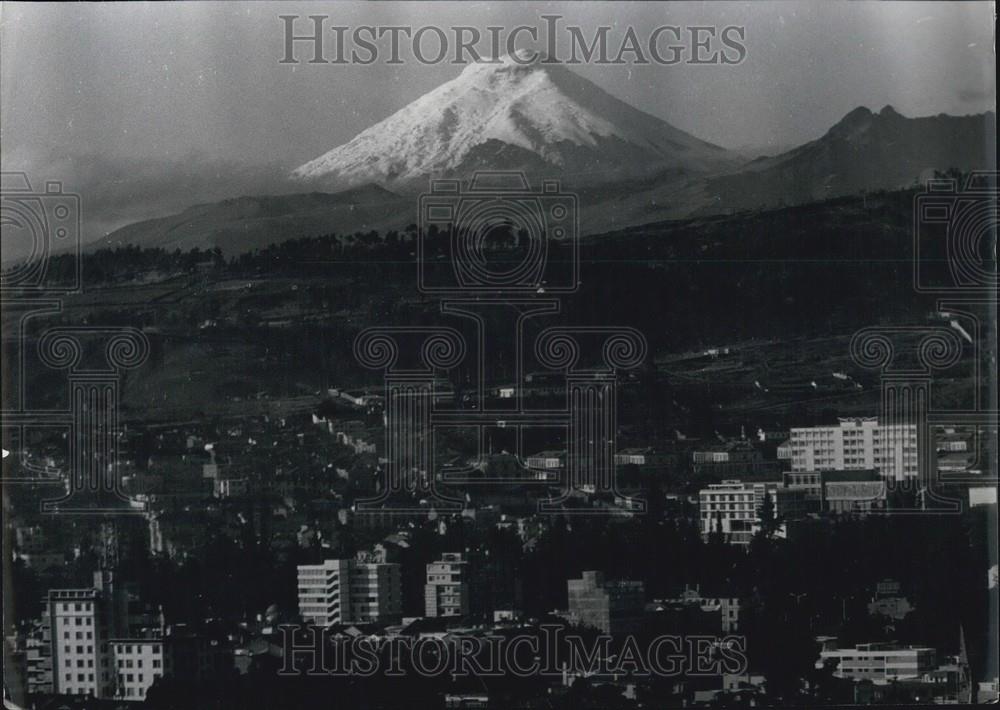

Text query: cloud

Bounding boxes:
[1,149,299,245]
[957,87,992,104]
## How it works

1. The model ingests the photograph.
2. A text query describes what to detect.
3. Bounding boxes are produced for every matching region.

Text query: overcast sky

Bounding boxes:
[1,1,995,238]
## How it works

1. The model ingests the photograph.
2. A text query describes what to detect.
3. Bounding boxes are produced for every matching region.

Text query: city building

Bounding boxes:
[336,427,377,455]
[297,558,402,626]
[567,571,645,634]
[109,636,167,701]
[47,579,121,698]
[109,626,214,702]
[867,579,915,621]
[213,477,249,499]
[776,439,794,464]
[424,553,470,618]
[13,525,64,570]
[692,441,766,477]
[44,572,180,700]
[698,480,809,545]
[788,418,918,481]
[782,469,885,513]
[661,585,742,633]
[824,475,886,514]
[26,614,53,695]
[613,447,675,467]
[524,450,565,471]
[817,641,936,683]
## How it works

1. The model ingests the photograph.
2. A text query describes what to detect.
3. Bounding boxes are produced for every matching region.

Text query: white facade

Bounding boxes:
[298,559,402,626]
[49,590,109,698]
[818,642,936,683]
[425,553,470,618]
[525,451,564,470]
[298,559,351,627]
[111,639,167,701]
[45,578,203,702]
[698,480,807,545]
[788,418,918,481]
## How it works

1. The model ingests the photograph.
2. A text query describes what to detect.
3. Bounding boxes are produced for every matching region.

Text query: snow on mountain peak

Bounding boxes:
[291,53,731,188]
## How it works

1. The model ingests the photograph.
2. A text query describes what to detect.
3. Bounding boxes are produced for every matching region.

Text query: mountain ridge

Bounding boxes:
[291,51,736,190]
[707,106,996,209]
[90,101,996,256]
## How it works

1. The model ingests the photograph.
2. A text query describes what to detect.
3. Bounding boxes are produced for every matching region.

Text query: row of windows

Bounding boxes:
[65,658,95,668]
[57,603,94,612]
[64,630,94,640]
[121,671,162,683]
[65,672,95,682]
[114,643,162,655]
[59,616,93,627]
[63,645,94,655]
[117,658,161,669]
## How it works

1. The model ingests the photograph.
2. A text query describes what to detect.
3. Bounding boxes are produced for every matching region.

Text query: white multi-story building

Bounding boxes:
[44,574,207,702]
[48,587,114,698]
[297,558,402,626]
[110,638,168,701]
[698,480,808,545]
[424,553,470,618]
[817,641,936,683]
[788,418,918,481]
[298,559,351,627]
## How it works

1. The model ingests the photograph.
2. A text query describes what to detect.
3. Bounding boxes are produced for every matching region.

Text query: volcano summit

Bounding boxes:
[291,51,735,190]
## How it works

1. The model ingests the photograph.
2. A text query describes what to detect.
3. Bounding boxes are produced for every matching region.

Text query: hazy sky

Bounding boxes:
[1,1,995,237]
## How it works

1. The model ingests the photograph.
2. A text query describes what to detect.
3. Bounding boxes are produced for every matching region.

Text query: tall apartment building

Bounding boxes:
[698,480,809,545]
[788,418,918,481]
[424,553,470,618]
[567,571,645,634]
[47,572,132,698]
[45,572,195,701]
[297,558,402,626]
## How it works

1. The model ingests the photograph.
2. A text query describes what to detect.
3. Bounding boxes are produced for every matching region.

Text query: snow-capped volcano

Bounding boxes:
[292,50,734,188]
